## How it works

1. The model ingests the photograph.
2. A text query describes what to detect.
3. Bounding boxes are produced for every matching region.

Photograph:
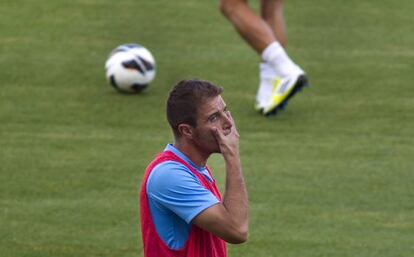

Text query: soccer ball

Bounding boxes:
[105,43,156,93]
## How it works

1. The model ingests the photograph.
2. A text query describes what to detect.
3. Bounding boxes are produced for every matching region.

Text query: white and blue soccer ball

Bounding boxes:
[105,43,156,93]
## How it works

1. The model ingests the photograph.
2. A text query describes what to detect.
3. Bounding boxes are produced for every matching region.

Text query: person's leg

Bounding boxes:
[257,0,310,116]
[260,0,287,48]
[259,0,299,77]
[219,0,276,54]
[220,0,308,116]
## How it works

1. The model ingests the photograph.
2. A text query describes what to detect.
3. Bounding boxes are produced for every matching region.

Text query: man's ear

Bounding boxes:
[178,124,193,139]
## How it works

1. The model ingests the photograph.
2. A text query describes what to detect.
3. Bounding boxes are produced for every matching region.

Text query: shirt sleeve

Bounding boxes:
[146,161,220,224]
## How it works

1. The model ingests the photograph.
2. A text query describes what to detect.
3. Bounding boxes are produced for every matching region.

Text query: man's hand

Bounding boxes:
[212,111,240,160]
[193,110,248,244]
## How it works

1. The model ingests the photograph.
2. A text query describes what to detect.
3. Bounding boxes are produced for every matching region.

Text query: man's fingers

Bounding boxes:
[213,127,225,142]
[212,127,221,138]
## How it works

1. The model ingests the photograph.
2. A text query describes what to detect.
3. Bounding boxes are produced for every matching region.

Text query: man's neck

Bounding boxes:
[173,140,209,167]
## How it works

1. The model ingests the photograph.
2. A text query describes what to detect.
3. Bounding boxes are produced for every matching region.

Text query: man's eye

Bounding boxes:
[209,115,218,122]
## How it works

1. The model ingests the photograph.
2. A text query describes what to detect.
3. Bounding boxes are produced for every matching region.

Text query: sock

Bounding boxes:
[261,41,297,77]
[256,63,275,106]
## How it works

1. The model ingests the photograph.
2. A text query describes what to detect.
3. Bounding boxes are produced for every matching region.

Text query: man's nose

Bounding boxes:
[222,112,232,129]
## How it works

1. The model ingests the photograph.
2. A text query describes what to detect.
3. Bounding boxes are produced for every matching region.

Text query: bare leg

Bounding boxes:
[219,0,276,54]
[261,0,287,48]
[220,0,307,116]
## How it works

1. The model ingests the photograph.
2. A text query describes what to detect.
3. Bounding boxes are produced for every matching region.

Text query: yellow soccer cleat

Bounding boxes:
[260,74,309,116]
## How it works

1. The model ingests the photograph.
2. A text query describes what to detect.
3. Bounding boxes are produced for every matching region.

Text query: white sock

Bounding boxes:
[256,63,275,106]
[261,41,297,77]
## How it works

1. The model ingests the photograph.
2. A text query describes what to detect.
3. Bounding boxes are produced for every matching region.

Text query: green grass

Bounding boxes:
[1,0,414,256]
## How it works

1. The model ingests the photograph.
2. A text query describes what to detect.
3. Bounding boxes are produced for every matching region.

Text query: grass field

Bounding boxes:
[1,0,414,256]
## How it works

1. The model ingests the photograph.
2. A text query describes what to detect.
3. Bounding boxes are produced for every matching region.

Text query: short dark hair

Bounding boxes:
[167,79,223,138]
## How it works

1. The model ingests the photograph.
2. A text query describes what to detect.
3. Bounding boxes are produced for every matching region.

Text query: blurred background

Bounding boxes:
[1,0,413,256]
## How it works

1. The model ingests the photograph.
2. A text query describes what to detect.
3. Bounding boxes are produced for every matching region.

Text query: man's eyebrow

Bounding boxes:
[207,111,219,120]
[207,105,227,120]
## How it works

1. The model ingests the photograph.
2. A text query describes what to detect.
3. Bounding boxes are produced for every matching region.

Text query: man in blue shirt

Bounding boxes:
[146,144,221,249]
[140,79,249,257]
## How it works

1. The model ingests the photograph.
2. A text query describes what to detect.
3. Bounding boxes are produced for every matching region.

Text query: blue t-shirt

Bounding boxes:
[146,144,220,250]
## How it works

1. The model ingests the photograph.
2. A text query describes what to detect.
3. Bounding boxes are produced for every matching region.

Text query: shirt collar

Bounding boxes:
[165,144,206,172]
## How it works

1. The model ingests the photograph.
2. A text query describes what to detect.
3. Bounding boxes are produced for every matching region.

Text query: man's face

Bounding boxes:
[192,95,232,154]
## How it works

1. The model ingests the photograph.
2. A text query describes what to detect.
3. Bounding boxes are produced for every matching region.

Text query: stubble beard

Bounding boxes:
[193,131,221,156]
